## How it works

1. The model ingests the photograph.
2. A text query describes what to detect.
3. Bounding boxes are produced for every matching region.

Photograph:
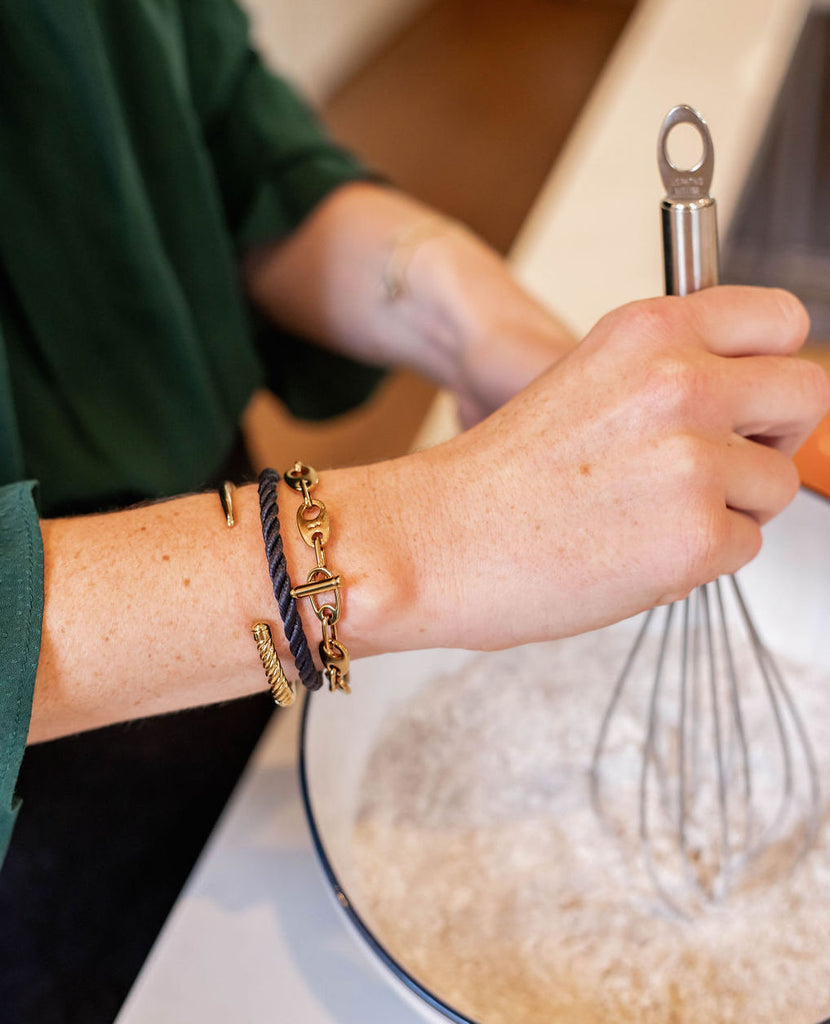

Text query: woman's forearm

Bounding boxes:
[242,182,576,420]
[30,287,830,743]
[31,478,401,742]
[33,487,275,741]
[31,453,451,744]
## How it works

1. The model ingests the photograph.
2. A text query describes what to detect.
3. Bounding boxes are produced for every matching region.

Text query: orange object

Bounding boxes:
[795,409,830,500]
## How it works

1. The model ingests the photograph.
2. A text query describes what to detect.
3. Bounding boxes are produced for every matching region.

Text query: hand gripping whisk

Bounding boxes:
[589,106,822,917]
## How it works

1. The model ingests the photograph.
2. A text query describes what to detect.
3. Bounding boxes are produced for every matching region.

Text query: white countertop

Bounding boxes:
[115,653,462,1024]
[116,0,819,1020]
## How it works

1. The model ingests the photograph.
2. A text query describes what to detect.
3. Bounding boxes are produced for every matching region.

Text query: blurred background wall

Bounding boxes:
[238,0,433,103]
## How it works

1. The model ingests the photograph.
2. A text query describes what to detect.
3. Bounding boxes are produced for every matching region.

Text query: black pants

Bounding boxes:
[0,435,273,1024]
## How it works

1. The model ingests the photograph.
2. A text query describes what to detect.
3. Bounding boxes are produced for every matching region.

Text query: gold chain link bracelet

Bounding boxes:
[284,462,351,694]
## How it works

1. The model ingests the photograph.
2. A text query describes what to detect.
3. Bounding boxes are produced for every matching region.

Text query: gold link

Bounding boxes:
[321,615,338,644]
[327,667,351,694]
[321,616,340,653]
[284,462,318,492]
[296,499,330,548]
[294,567,342,625]
[317,602,339,626]
[319,637,350,693]
[291,570,342,601]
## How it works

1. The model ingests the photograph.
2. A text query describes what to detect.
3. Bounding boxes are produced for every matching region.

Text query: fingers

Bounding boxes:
[716,509,764,579]
[653,432,797,598]
[654,495,763,604]
[722,354,830,455]
[683,285,810,357]
[622,288,829,455]
[722,434,800,524]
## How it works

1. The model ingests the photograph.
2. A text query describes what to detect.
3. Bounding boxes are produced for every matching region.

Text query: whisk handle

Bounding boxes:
[658,105,720,296]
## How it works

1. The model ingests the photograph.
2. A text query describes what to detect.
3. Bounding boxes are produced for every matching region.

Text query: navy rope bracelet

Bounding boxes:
[258,468,322,692]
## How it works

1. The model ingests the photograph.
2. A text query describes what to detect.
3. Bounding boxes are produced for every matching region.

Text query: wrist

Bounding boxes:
[402,226,576,398]
[316,442,486,655]
[267,460,423,669]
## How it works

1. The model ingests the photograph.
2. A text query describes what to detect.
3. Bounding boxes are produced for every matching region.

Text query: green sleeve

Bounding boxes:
[0,481,43,867]
[177,0,374,250]
[177,0,387,418]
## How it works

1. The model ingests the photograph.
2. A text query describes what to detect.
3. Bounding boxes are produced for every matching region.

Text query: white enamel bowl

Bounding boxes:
[300,488,830,1023]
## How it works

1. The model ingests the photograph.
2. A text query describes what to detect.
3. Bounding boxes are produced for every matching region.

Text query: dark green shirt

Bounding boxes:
[0,0,379,864]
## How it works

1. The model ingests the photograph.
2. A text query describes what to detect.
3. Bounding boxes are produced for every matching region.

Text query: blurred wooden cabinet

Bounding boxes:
[239,0,636,470]
[238,0,432,102]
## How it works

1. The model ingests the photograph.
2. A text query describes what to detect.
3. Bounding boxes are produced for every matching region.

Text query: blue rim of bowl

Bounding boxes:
[298,690,481,1024]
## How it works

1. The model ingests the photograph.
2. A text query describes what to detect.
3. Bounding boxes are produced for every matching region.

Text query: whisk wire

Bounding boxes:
[677,598,691,879]
[591,574,822,917]
[702,583,733,900]
[731,576,821,861]
[589,607,654,816]
[714,579,754,857]
[639,602,677,910]
[678,593,718,902]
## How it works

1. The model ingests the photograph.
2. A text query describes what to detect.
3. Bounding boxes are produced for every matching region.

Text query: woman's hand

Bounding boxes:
[378,286,829,649]
[32,286,828,741]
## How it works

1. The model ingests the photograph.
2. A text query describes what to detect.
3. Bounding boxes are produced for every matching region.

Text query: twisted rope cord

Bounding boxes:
[258,468,322,691]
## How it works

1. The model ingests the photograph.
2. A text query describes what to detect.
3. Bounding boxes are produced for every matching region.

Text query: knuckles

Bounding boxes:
[675,508,731,596]
[595,298,712,421]
[595,295,683,349]
[802,358,830,419]
[642,354,710,422]
[661,433,719,493]
[778,456,801,514]
[653,505,759,608]
[768,288,811,349]
[647,436,734,602]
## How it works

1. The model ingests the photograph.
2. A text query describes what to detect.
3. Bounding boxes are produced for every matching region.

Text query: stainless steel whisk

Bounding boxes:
[589,106,822,917]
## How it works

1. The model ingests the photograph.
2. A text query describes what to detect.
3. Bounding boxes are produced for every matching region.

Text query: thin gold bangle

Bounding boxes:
[219,481,236,527]
[218,481,296,708]
[382,217,453,301]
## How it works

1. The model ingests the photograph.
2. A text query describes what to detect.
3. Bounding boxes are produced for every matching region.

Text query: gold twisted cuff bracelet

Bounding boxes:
[219,481,296,708]
[251,622,295,707]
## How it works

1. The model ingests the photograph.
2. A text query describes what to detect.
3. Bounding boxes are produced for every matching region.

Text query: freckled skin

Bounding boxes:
[29,287,828,741]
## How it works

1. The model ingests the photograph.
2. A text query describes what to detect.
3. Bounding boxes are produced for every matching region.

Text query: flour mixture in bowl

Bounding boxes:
[351,631,830,1024]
